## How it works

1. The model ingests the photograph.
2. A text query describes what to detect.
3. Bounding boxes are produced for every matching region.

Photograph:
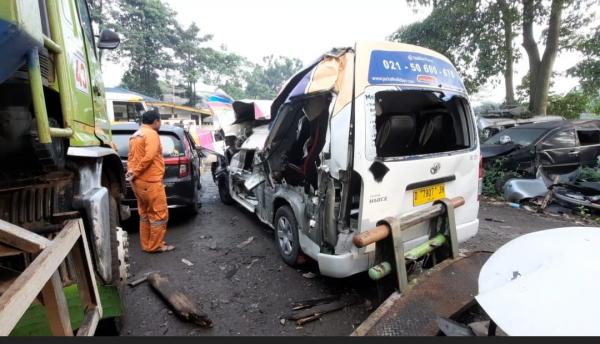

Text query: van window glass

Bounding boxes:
[542,129,576,149]
[485,128,548,146]
[371,90,474,158]
[577,130,600,146]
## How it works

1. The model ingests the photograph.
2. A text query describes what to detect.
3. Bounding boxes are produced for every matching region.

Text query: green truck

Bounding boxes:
[0,0,129,335]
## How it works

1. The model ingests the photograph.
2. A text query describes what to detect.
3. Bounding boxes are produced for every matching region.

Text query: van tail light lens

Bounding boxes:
[478,157,484,200]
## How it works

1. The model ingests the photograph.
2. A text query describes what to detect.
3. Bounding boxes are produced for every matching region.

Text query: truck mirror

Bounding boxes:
[98,29,120,50]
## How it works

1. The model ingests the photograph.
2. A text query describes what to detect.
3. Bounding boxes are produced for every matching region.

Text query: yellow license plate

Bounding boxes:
[413,184,446,206]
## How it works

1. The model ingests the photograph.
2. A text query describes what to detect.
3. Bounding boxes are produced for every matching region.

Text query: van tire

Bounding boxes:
[274,206,301,267]
[218,175,234,205]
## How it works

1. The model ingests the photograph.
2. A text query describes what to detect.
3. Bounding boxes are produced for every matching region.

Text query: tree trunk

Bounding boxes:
[522,0,540,111]
[531,0,563,115]
[500,0,515,105]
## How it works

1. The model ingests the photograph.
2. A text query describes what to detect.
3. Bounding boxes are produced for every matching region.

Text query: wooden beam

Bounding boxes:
[41,272,73,336]
[0,219,50,253]
[147,273,213,328]
[70,221,101,317]
[76,307,100,336]
[0,243,22,258]
[0,220,80,335]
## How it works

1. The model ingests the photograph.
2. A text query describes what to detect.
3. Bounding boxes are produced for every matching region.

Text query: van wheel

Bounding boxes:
[274,206,301,267]
[218,175,234,205]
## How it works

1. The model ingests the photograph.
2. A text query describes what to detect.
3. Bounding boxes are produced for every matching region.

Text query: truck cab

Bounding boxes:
[0,0,128,335]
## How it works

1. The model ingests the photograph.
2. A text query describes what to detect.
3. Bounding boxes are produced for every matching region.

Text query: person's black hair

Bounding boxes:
[142,110,160,124]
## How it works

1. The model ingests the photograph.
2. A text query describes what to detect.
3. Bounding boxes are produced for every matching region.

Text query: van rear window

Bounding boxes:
[367,90,474,159]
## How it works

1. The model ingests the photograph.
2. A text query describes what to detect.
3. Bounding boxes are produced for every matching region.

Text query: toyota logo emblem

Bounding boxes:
[430,163,441,175]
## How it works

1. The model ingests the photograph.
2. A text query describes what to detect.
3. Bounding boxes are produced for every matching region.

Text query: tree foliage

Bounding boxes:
[568,26,600,96]
[391,0,517,97]
[399,0,598,115]
[245,56,303,99]
[547,91,591,119]
[111,0,180,98]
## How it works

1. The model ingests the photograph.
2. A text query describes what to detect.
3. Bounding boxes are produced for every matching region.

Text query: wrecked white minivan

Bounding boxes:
[212,42,481,278]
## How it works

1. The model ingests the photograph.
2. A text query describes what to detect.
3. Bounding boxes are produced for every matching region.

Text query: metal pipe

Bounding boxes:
[43,36,62,54]
[404,234,447,260]
[27,48,52,145]
[368,261,392,281]
[49,127,74,138]
[46,0,74,127]
[353,196,465,248]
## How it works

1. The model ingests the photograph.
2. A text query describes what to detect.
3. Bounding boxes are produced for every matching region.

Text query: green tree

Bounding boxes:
[111,0,179,98]
[568,26,600,96]
[174,23,212,106]
[393,0,518,102]
[521,0,595,115]
[201,48,251,100]
[245,55,303,99]
[547,91,590,119]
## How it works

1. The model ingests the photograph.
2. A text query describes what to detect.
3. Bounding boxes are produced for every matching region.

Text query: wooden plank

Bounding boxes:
[40,272,73,336]
[0,219,50,253]
[76,307,100,336]
[147,273,213,328]
[70,220,101,317]
[0,220,80,335]
[0,243,22,258]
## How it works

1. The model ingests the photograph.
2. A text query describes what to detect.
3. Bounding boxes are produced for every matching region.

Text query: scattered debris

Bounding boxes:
[290,295,340,311]
[127,271,159,288]
[484,218,504,223]
[468,321,490,336]
[209,242,218,250]
[237,236,255,249]
[219,265,227,271]
[181,259,194,267]
[147,273,213,328]
[280,318,286,325]
[225,265,239,279]
[437,317,474,336]
[286,295,361,326]
[302,272,318,279]
[246,258,260,269]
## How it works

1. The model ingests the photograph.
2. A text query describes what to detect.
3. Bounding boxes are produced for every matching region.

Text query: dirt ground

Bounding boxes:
[119,172,592,336]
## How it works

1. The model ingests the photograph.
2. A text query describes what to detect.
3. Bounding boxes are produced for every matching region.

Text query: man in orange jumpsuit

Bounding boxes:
[126,110,175,253]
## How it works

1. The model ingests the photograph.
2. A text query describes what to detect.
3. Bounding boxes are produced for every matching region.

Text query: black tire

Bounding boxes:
[274,206,301,267]
[218,175,234,205]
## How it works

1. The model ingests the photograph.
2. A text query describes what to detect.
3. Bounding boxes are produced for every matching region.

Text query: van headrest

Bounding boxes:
[376,115,416,157]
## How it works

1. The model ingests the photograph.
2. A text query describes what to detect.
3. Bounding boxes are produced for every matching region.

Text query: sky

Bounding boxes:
[102,0,584,103]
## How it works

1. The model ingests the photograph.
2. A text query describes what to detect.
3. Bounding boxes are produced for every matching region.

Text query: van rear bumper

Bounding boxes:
[317,218,479,279]
[457,218,479,243]
[317,251,373,278]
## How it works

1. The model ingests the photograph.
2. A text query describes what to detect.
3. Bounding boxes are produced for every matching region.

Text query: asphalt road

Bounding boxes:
[119,173,588,336]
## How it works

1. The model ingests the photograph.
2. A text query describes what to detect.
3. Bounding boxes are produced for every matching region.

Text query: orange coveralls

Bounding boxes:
[128,125,169,252]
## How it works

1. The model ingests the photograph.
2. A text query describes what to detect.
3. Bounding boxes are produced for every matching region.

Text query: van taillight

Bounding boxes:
[478,157,484,200]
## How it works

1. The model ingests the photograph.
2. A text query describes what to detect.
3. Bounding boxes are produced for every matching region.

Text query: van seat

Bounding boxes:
[376,115,416,157]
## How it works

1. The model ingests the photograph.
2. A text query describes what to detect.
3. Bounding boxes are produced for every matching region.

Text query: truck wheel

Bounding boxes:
[218,175,234,205]
[274,206,301,267]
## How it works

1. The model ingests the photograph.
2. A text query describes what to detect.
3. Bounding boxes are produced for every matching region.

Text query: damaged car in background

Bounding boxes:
[482,120,600,177]
[209,41,481,278]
